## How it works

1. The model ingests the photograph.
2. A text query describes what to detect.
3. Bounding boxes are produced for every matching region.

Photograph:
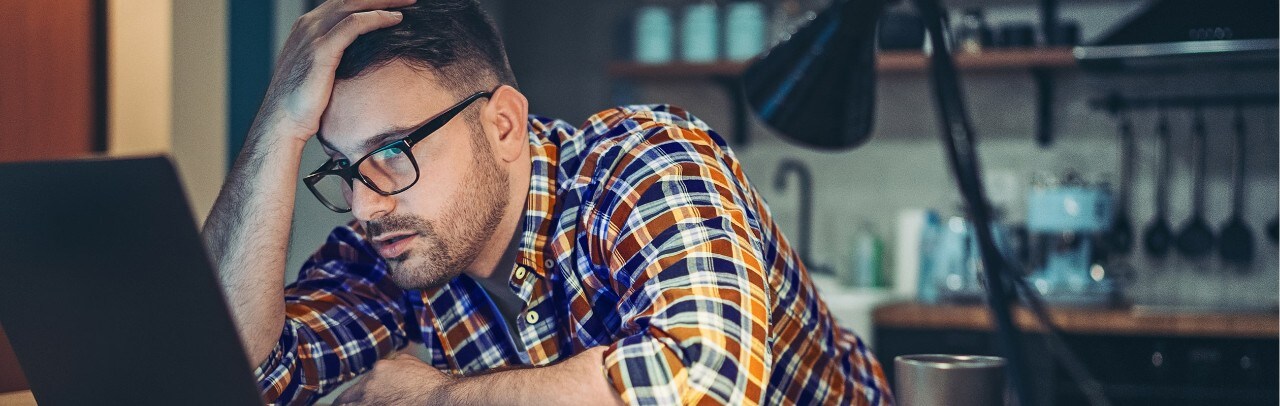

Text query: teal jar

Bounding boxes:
[635,5,675,64]
[724,2,766,61]
[680,3,720,63]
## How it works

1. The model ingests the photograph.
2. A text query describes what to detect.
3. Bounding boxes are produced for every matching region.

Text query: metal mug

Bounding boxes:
[895,354,1006,406]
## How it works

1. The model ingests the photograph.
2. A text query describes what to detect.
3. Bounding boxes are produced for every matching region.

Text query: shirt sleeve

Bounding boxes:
[253,225,421,405]
[589,121,773,405]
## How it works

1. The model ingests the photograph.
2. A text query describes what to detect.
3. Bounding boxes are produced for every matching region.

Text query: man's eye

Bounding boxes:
[335,159,350,168]
[373,148,400,160]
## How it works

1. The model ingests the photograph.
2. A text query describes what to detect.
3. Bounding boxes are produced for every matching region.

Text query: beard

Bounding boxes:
[365,127,510,290]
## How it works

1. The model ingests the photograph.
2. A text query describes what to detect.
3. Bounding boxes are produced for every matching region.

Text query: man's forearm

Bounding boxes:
[202,116,308,366]
[445,347,624,405]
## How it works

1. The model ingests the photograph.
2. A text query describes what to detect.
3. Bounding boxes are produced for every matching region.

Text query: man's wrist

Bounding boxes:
[247,111,315,149]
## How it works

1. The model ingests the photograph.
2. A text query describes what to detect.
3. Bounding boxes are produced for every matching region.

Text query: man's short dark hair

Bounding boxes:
[335,0,517,95]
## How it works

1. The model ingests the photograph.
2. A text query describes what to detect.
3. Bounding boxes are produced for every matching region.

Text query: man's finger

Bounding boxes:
[312,0,416,34]
[315,10,404,67]
[332,0,417,13]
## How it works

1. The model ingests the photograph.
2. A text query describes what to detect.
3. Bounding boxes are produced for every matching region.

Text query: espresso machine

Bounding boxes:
[1025,173,1120,306]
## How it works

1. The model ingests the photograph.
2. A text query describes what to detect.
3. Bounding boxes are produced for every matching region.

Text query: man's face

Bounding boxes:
[317,61,508,290]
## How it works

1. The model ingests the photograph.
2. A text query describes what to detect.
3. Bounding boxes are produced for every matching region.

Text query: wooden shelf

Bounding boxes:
[608,47,1077,147]
[607,47,1077,79]
[880,47,1077,72]
[873,302,1280,339]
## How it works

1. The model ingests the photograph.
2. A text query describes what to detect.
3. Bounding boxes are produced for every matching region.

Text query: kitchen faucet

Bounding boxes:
[774,159,820,273]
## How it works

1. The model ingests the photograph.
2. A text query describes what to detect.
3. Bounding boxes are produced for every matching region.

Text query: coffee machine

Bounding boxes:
[1025,173,1120,306]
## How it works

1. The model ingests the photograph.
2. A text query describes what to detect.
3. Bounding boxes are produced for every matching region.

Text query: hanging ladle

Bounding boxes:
[1218,105,1254,265]
[1175,107,1215,258]
[1143,109,1173,257]
[1104,114,1135,254]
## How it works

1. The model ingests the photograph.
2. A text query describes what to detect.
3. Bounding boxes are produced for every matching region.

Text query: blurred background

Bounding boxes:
[1,0,1277,404]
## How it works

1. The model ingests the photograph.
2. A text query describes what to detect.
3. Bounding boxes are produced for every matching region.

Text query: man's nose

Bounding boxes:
[349,180,395,222]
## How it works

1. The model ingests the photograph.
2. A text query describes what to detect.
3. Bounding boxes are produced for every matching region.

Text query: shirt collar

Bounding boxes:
[514,118,561,279]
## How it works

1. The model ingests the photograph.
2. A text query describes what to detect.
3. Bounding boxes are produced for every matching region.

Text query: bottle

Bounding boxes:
[916,211,942,303]
[848,221,884,288]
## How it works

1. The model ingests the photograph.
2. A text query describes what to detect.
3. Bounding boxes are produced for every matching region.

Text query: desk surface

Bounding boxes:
[0,390,35,406]
[874,302,1279,338]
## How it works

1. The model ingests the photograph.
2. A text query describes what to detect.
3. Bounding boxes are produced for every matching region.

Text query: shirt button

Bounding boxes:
[514,266,527,280]
[525,310,540,324]
[543,259,554,269]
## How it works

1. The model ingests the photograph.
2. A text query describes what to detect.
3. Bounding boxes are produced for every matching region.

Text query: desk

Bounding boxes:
[0,391,35,406]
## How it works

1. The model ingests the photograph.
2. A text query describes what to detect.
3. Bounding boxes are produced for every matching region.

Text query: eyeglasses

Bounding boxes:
[303,90,492,213]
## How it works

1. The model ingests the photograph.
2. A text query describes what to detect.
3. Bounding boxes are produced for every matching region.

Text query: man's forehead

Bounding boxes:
[318,62,455,156]
[316,120,421,158]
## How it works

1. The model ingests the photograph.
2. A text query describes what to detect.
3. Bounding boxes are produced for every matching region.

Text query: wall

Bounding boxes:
[173,0,229,224]
[108,0,172,156]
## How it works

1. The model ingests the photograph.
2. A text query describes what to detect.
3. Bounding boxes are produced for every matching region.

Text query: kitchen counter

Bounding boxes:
[874,301,1279,339]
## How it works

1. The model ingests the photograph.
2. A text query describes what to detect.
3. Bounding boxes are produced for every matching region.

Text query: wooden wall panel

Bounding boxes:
[0,0,99,163]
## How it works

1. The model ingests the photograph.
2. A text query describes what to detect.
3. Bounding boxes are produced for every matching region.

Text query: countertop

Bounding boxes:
[873,301,1279,339]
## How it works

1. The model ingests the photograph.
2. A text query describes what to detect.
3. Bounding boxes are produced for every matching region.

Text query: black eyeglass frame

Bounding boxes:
[303,90,492,213]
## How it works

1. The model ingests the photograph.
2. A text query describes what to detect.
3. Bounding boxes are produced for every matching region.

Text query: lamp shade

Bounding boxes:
[741,0,886,150]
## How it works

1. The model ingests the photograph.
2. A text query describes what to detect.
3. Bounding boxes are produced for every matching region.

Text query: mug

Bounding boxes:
[895,354,1006,406]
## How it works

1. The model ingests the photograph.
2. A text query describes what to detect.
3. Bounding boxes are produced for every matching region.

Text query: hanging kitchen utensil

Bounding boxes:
[1105,114,1135,254]
[1218,106,1254,264]
[1268,217,1278,244]
[1175,107,1215,259]
[1143,109,1173,257]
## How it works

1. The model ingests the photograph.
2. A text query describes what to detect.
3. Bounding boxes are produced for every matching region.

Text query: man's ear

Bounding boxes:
[481,85,529,163]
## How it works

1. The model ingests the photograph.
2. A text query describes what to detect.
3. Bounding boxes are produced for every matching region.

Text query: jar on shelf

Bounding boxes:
[725,1,767,61]
[680,1,721,63]
[634,2,675,64]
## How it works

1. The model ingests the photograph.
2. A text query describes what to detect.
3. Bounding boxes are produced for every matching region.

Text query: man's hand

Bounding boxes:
[203,0,415,369]
[260,0,413,143]
[333,353,454,405]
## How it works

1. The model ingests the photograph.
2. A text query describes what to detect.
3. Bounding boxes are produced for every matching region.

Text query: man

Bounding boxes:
[202,0,891,404]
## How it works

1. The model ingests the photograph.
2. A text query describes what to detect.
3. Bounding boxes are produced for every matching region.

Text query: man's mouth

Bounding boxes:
[372,231,419,260]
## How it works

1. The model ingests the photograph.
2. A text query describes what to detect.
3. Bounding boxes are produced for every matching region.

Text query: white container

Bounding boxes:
[894,209,928,298]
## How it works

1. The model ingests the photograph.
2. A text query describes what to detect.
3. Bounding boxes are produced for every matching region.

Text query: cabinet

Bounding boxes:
[872,302,1279,405]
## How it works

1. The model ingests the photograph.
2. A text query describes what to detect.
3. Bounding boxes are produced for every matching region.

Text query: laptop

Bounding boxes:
[0,156,263,405]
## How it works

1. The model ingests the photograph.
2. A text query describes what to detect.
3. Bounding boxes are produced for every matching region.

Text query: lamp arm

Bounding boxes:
[911,0,1032,404]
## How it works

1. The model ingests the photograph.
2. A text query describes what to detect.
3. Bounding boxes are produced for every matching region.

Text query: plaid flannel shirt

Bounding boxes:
[255,105,892,405]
